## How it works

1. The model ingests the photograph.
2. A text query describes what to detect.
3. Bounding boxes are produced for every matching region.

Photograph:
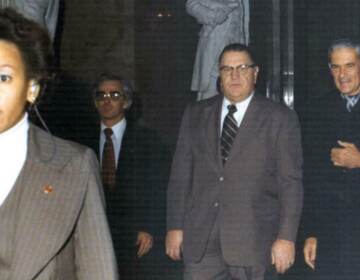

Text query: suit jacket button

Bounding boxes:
[219,177,224,181]
[214,202,219,207]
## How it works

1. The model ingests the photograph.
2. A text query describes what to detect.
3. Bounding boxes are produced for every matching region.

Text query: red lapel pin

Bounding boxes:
[42,184,54,194]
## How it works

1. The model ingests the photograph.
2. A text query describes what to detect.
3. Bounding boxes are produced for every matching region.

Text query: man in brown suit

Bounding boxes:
[166,43,303,279]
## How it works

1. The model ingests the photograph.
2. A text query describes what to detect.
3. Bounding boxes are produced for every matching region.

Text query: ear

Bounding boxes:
[253,66,260,84]
[216,76,222,93]
[94,99,99,108]
[26,80,40,104]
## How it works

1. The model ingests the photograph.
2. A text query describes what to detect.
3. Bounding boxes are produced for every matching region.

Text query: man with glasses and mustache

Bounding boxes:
[166,43,303,280]
[86,73,157,279]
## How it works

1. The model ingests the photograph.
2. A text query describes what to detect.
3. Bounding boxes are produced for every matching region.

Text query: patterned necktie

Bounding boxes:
[221,104,238,164]
[102,128,116,189]
[343,94,360,112]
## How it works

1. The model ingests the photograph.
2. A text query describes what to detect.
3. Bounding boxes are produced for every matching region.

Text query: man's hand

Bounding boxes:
[331,140,360,169]
[165,230,183,261]
[271,239,295,274]
[136,231,153,258]
[303,237,317,270]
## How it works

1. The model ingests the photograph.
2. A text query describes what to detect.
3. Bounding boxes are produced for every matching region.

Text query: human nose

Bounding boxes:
[102,93,113,102]
[230,68,240,79]
[339,66,347,77]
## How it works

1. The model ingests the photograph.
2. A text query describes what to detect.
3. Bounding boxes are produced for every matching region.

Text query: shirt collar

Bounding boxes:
[222,92,254,111]
[101,118,126,139]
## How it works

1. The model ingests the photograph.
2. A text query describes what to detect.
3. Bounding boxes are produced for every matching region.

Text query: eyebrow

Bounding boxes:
[330,62,356,67]
[0,64,15,70]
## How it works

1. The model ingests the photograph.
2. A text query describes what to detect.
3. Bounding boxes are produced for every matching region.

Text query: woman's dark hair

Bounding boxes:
[0,8,54,83]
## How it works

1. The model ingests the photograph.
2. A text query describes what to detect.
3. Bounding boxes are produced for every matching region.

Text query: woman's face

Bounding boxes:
[0,40,37,133]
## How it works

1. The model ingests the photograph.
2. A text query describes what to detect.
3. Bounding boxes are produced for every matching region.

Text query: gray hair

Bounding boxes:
[93,72,133,108]
[328,38,360,62]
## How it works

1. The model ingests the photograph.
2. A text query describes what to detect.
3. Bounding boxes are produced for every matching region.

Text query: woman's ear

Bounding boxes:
[27,80,40,104]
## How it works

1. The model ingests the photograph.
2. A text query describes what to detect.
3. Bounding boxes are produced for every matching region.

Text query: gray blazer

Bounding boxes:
[11,124,118,279]
[1,0,59,39]
[167,94,303,266]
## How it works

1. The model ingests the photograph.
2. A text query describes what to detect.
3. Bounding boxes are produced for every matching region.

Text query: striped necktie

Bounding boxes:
[221,104,238,164]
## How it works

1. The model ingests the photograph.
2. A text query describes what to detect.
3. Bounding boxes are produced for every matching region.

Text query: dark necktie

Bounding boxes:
[102,128,116,188]
[221,104,238,164]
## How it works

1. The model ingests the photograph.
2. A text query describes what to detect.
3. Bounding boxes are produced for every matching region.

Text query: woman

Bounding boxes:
[0,8,118,279]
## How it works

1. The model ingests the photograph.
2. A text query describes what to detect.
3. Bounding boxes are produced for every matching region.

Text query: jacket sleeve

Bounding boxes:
[74,149,118,280]
[276,110,303,242]
[134,129,166,236]
[167,105,194,230]
[300,101,324,239]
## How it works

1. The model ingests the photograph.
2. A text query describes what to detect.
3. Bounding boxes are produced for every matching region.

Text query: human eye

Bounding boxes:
[110,91,122,99]
[0,74,11,82]
[95,91,106,100]
[329,64,339,71]
[345,63,356,70]
[236,64,249,72]
[111,91,120,97]
[220,66,233,74]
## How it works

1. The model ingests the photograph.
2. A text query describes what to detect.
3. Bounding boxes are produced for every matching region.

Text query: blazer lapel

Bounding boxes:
[227,94,268,161]
[116,123,135,177]
[12,125,87,279]
[203,96,223,170]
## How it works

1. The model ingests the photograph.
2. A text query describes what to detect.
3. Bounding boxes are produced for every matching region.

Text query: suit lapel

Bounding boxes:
[116,123,134,178]
[203,96,223,170]
[227,94,268,161]
[12,125,87,279]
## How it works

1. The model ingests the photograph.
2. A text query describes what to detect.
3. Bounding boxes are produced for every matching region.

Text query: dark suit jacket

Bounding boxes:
[83,120,166,265]
[11,124,117,279]
[302,91,360,270]
[167,94,303,267]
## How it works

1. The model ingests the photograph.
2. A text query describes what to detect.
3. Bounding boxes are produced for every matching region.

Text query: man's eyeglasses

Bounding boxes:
[95,91,126,101]
[219,64,257,76]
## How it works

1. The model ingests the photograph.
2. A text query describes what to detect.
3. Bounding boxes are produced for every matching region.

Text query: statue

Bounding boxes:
[0,0,59,40]
[186,0,250,100]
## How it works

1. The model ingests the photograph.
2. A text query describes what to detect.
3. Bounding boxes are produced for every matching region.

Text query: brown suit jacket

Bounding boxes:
[10,124,118,279]
[167,94,303,266]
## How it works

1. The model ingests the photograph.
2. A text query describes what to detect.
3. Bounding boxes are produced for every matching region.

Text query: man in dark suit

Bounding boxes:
[303,38,360,279]
[85,73,157,278]
[166,43,303,280]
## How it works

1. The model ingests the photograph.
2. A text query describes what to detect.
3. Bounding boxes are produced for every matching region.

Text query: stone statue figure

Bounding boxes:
[186,0,250,100]
[0,0,59,40]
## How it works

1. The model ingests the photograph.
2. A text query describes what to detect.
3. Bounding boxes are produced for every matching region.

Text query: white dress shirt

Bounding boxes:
[99,119,126,168]
[0,113,29,206]
[220,92,254,133]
